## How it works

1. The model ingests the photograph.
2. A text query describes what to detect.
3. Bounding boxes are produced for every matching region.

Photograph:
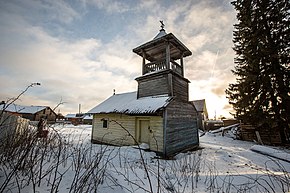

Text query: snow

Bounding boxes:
[88,91,172,114]
[250,145,290,163]
[153,29,167,40]
[209,123,240,134]
[0,104,47,114]
[83,114,93,120]
[64,113,77,118]
[1,124,289,193]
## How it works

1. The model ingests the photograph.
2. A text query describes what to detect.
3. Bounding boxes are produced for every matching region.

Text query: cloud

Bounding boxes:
[0,0,237,118]
[40,0,80,23]
[0,21,138,113]
[0,1,79,25]
[82,0,134,13]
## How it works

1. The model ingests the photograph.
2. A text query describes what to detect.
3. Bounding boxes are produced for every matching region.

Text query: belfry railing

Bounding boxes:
[143,59,183,76]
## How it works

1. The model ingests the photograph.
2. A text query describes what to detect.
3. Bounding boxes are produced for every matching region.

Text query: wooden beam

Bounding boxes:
[166,41,170,70]
[167,73,173,96]
[180,52,184,76]
[142,50,146,75]
[163,109,168,156]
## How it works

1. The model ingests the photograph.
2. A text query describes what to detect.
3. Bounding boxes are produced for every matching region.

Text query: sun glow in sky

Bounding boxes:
[0,0,237,118]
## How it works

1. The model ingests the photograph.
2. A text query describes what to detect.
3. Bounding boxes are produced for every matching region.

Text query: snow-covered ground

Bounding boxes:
[1,124,289,193]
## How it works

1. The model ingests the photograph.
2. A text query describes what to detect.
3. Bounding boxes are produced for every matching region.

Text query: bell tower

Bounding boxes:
[133,22,192,101]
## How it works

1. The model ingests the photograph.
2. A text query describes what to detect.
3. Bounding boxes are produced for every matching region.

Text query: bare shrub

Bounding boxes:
[1,114,289,193]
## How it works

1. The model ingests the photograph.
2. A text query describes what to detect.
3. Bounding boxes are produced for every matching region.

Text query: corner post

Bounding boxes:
[166,41,170,70]
[180,52,184,76]
[142,50,146,75]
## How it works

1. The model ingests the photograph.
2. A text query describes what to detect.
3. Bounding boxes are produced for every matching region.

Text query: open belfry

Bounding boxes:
[89,22,199,157]
[133,21,192,101]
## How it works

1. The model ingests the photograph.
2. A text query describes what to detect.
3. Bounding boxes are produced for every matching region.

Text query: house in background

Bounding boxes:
[191,99,208,130]
[64,113,84,125]
[88,25,199,157]
[83,114,93,125]
[64,113,92,125]
[1,104,57,123]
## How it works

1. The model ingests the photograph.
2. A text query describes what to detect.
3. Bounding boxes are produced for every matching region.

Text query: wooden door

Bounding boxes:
[139,120,150,144]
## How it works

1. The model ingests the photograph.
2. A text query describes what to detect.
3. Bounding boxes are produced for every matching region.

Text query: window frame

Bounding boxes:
[102,119,108,129]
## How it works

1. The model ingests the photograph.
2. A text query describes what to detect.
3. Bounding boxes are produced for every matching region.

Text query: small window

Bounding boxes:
[102,119,108,128]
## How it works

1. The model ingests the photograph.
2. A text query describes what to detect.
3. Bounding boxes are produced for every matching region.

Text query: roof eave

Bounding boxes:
[133,33,192,57]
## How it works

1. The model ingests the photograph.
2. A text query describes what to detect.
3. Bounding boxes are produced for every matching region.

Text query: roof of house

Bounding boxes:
[83,114,93,120]
[1,104,48,114]
[191,99,206,112]
[88,91,172,115]
[65,113,86,118]
[65,114,77,118]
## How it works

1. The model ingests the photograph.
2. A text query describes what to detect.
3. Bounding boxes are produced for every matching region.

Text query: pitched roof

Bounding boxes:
[133,33,192,62]
[191,99,206,112]
[83,114,93,120]
[88,91,172,115]
[1,104,47,114]
[153,29,167,40]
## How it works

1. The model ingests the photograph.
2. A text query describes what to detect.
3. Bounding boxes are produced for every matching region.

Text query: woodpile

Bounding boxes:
[240,123,282,145]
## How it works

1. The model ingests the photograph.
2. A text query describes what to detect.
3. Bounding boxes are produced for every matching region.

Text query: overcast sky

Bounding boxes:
[0,0,237,118]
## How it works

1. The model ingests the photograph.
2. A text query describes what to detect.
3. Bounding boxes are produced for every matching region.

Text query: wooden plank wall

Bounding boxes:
[92,113,136,146]
[136,70,189,102]
[35,107,57,122]
[21,108,56,123]
[164,99,199,156]
[92,114,164,153]
[136,72,169,98]
[148,116,163,152]
[172,74,189,101]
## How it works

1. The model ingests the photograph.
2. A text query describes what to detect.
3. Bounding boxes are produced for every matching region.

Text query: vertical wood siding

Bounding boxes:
[164,99,199,156]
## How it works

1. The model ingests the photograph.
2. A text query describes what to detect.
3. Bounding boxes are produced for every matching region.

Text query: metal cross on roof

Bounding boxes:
[160,20,165,29]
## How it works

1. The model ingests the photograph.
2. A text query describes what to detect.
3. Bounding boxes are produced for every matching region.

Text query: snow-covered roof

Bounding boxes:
[65,113,86,118]
[88,91,172,115]
[83,114,93,120]
[65,114,77,118]
[1,104,47,114]
[153,29,167,40]
[191,99,206,112]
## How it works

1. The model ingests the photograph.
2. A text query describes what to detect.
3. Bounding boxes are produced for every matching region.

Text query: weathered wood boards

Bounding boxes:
[164,99,198,156]
[240,124,282,145]
[90,27,199,157]
[136,69,189,101]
